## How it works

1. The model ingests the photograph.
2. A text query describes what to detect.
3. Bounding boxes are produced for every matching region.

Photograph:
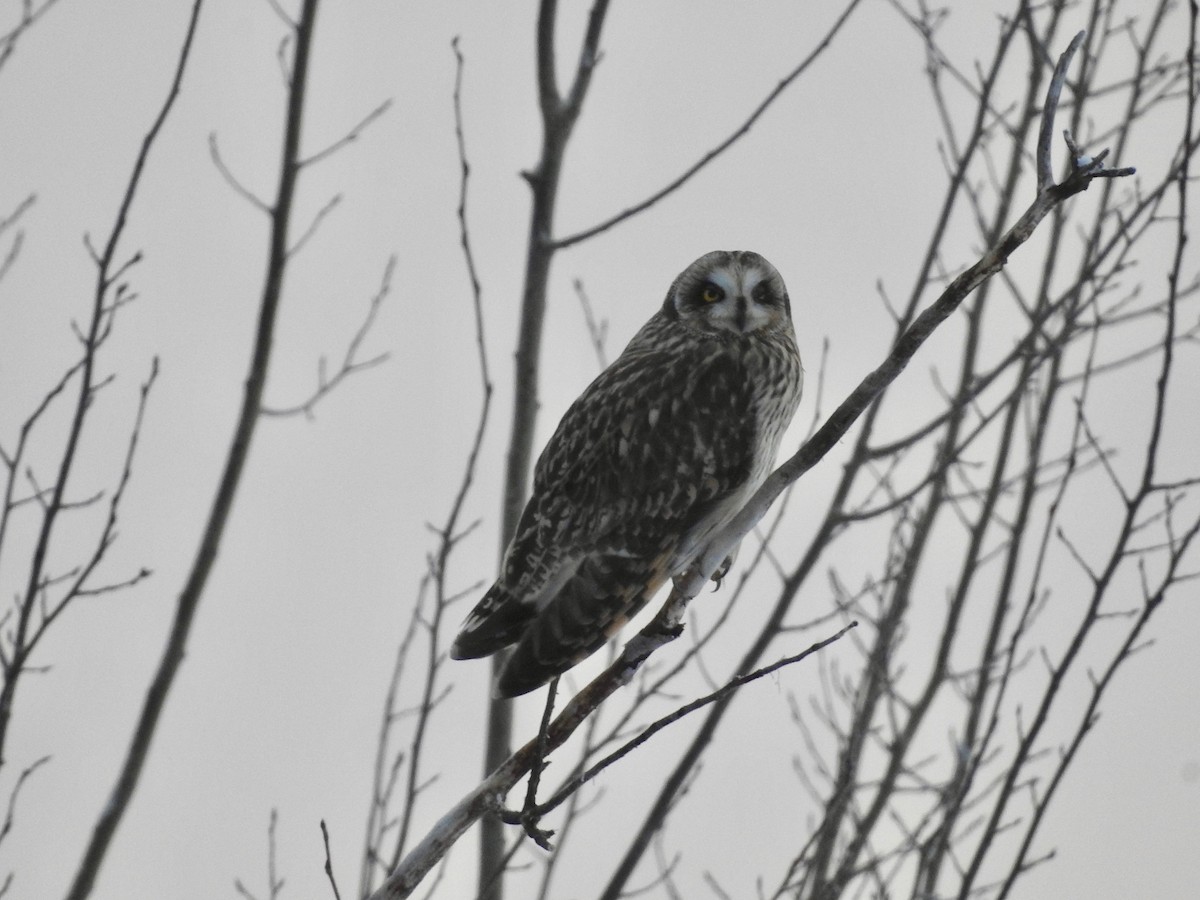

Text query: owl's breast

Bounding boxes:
[746,332,804,480]
[668,330,802,575]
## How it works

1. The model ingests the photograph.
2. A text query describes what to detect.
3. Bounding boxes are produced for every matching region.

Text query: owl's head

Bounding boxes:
[662,250,792,335]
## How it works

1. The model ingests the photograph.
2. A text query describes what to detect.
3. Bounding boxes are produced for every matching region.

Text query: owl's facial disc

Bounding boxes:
[676,259,789,335]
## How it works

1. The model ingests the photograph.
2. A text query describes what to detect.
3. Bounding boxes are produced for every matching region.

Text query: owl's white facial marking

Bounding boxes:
[669,251,791,336]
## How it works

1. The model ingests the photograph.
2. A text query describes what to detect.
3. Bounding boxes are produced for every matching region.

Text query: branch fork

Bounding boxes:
[1035,32,1136,198]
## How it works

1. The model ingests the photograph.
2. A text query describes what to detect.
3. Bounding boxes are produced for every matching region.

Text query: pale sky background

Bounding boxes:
[1,1,1197,899]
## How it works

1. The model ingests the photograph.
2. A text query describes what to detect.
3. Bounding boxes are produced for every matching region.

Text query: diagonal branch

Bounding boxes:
[209,132,272,213]
[371,29,1133,900]
[519,622,858,821]
[676,32,1132,608]
[549,0,865,250]
[370,624,852,900]
[299,98,393,168]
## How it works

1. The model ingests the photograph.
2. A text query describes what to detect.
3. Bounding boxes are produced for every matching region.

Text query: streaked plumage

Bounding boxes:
[451,250,803,697]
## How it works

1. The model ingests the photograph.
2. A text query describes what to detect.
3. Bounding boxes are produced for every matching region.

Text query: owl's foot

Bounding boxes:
[710,551,737,590]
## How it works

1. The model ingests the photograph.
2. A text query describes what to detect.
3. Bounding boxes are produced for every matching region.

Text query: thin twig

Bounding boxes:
[549,0,866,249]
[287,193,342,257]
[300,98,393,167]
[260,257,393,419]
[0,755,50,852]
[0,0,203,777]
[358,36,496,899]
[530,623,858,818]
[208,132,271,213]
[322,820,344,900]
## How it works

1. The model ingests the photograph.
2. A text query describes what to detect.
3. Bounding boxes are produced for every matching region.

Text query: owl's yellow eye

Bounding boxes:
[700,284,724,303]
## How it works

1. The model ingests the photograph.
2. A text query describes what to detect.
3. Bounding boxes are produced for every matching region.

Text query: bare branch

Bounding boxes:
[260,256,393,418]
[0,754,50,853]
[369,624,852,899]
[322,819,344,900]
[300,98,393,168]
[40,359,160,633]
[571,278,608,369]
[234,809,285,900]
[549,0,865,250]
[0,0,63,77]
[0,193,34,285]
[261,0,295,30]
[208,132,272,213]
[483,0,617,884]
[359,37,495,899]
[1036,31,1087,193]
[64,3,318,896]
[287,192,342,257]
[527,623,858,820]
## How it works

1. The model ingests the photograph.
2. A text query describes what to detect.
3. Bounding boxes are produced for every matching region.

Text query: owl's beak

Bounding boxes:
[734,296,748,333]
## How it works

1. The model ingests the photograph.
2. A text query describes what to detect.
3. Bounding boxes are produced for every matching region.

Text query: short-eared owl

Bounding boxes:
[451,250,803,697]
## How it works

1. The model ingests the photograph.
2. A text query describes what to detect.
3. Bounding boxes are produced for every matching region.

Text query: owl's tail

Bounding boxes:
[449,582,534,661]
[496,552,670,698]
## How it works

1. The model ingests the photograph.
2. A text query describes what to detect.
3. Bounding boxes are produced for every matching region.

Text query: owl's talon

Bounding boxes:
[647,620,685,642]
[710,550,737,590]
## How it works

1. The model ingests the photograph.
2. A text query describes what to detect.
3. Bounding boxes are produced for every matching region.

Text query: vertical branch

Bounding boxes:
[358,36,495,899]
[499,0,610,552]
[481,1,610,896]
[393,32,495,871]
[63,2,319,897]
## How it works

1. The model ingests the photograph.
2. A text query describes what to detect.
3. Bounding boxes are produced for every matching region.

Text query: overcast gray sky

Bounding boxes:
[1,2,1197,898]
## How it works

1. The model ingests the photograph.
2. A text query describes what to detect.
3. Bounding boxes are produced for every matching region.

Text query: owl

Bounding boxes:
[451,250,803,697]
